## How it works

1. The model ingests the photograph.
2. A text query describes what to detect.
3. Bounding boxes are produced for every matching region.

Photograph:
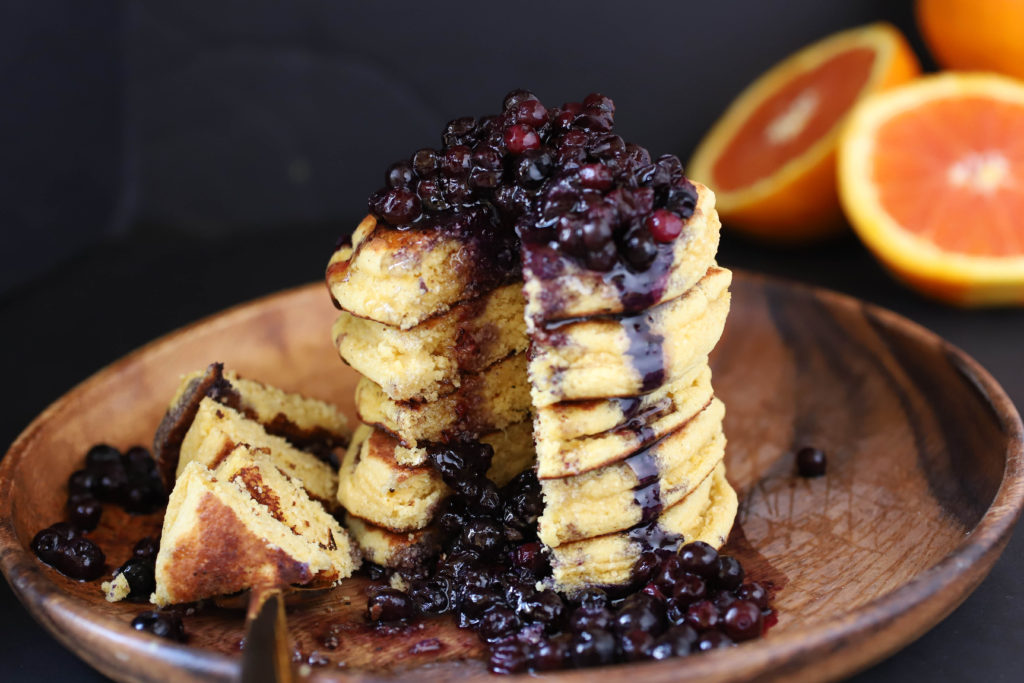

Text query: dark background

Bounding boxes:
[1,1,1021,680]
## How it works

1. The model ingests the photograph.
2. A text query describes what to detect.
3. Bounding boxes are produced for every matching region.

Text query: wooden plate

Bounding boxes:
[1,271,1022,682]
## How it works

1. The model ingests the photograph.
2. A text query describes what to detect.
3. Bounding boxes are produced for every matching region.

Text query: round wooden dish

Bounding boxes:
[1,271,1022,682]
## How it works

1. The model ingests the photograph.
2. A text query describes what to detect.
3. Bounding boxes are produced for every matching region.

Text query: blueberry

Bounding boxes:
[67,469,98,496]
[131,611,186,642]
[684,599,721,631]
[652,624,698,659]
[478,606,519,642]
[569,606,613,633]
[378,187,422,224]
[679,541,719,578]
[118,559,156,600]
[66,495,102,531]
[503,89,539,112]
[694,630,734,652]
[411,148,439,178]
[416,177,450,212]
[366,588,415,622]
[85,444,121,470]
[531,633,570,670]
[614,593,666,636]
[620,225,657,270]
[488,638,529,674]
[736,581,770,610]
[132,537,160,561]
[618,629,655,661]
[713,555,744,591]
[443,117,476,148]
[570,627,616,667]
[585,240,618,272]
[386,161,415,188]
[797,447,827,477]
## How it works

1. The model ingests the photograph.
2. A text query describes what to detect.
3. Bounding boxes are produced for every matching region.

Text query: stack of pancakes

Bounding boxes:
[328,184,738,593]
[330,228,536,569]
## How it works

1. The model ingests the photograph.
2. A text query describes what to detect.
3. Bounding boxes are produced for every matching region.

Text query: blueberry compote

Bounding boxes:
[363,439,775,673]
[31,444,166,580]
[364,89,699,309]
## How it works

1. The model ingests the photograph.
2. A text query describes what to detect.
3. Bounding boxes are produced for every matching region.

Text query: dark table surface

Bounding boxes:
[1,226,1021,681]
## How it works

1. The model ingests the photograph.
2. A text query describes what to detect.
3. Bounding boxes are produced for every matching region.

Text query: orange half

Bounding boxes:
[838,73,1024,306]
[688,23,919,242]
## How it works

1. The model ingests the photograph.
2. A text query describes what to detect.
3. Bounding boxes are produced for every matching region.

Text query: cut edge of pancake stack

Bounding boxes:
[327,180,738,594]
[139,363,359,606]
[523,184,737,593]
[332,263,537,569]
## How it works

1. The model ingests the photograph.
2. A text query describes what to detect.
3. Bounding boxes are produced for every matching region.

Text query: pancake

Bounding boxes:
[537,399,726,547]
[520,184,721,322]
[344,514,441,570]
[355,352,531,445]
[390,419,536,485]
[336,426,444,534]
[214,445,358,578]
[154,362,349,486]
[337,423,535,533]
[326,211,520,330]
[178,397,338,508]
[533,362,714,478]
[153,460,336,607]
[549,462,737,595]
[527,267,731,406]
[332,283,527,402]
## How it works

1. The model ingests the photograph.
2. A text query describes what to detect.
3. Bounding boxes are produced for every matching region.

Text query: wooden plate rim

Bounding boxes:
[2,271,1022,682]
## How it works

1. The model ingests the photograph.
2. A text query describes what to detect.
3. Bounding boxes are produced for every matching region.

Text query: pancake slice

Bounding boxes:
[214,445,358,581]
[337,423,536,533]
[356,352,531,445]
[326,212,520,330]
[333,283,527,402]
[154,362,349,486]
[336,425,446,534]
[153,460,334,607]
[178,397,338,508]
[344,514,441,570]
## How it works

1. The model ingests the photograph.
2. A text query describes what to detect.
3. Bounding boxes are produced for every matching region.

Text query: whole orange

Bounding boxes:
[916,0,1024,79]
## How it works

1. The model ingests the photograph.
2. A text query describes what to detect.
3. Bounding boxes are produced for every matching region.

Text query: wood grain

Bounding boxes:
[1,271,1021,682]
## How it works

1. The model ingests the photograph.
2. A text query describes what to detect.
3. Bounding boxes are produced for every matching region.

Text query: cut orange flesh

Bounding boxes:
[713,48,876,191]
[689,23,920,242]
[838,73,1024,306]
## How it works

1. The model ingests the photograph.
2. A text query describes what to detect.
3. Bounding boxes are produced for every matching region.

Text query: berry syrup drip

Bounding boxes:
[364,90,698,295]
[364,437,776,673]
[623,308,665,392]
[614,395,674,439]
[536,303,666,394]
[624,445,665,526]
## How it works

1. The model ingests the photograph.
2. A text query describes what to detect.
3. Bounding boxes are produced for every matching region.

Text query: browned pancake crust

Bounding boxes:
[158,489,316,604]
